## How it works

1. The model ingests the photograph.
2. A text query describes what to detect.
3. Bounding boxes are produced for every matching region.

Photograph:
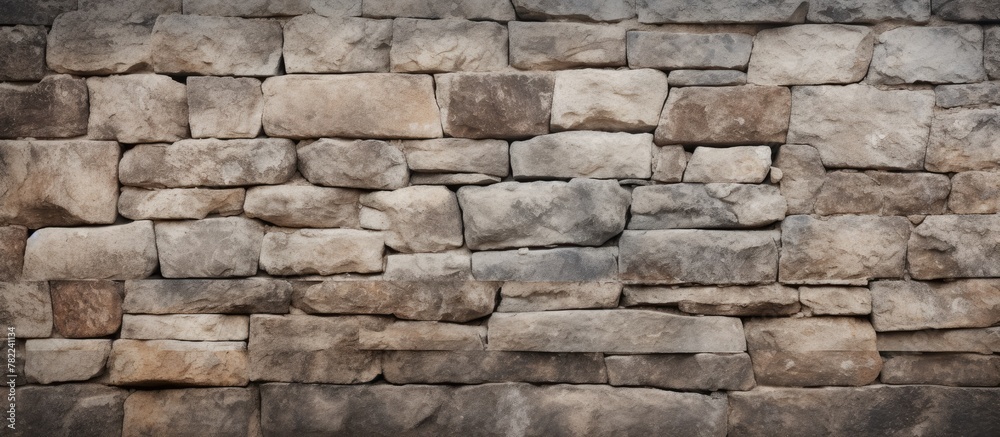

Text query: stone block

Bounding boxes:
[510,131,653,180]
[155,217,264,278]
[619,230,780,285]
[282,15,391,73]
[260,229,384,276]
[358,321,486,351]
[623,284,800,316]
[296,280,497,323]
[436,72,554,139]
[0,282,52,338]
[637,0,808,23]
[799,286,871,316]
[606,353,755,391]
[87,74,188,144]
[666,69,747,86]
[508,21,625,70]
[360,186,463,253]
[870,280,1000,331]
[807,0,929,22]
[183,0,361,17]
[877,327,1000,353]
[0,75,88,139]
[925,108,1000,172]
[551,69,668,132]
[987,27,999,79]
[46,11,152,75]
[121,139,295,188]
[400,138,509,177]
[629,184,786,229]
[123,388,259,437]
[0,0,77,25]
[23,221,158,281]
[51,280,122,338]
[390,18,506,73]
[382,249,472,280]
[121,314,249,341]
[297,138,408,189]
[512,0,634,21]
[0,225,25,280]
[362,0,514,20]
[683,146,772,183]
[383,351,607,384]
[813,171,950,215]
[652,145,687,182]
[779,215,910,285]
[0,25,45,80]
[881,354,1000,386]
[655,85,790,146]
[935,82,1000,108]
[472,247,619,282]
[12,385,127,437]
[108,339,248,386]
[245,183,359,228]
[626,31,752,69]
[187,76,262,139]
[124,279,291,314]
[774,144,825,214]
[77,0,182,20]
[497,282,621,312]
[410,173,500,185]
[868,25,985,85]
[150,14,281,76]
[908,215,1000,279]
[748,24,873,85]
[950,171,1000,214]
[932,0,1000,21]
[25,339,110,384]
[119,187,245,220]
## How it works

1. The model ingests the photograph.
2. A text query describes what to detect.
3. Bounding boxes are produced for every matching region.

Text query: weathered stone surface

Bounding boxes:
[870,280,1000,331]
[362,0,514,20]
[121,314,249,341]
[932,0,1000,21]
[296,280,496,322]
[390,18,506,73]
[260,229,384,276]
[633,184,785,230]
[263,74,442,139]
[627,31,752,70]
[0,282,51,338]
[652,145,687,182]
[123,388,259,437]
[511,131,653,180]
[745,317,881,386]
[748,24,873,85]
[787,85,934,170]
[623,284,800,316]
[881,354,1000,386]
[87,74,187,144]
[498,282,621,312]
[472,247,619,282]
[360,186,463,253]
[513,0,634,21]
[124,279,291,314]
[0,140,118,228]
[401,138,508,177]
[298,138,408,189]
[183,0,361,17]
[0,0,77,25]
[384,351,607,384]
[814,171,950,215]
[12,385,127,437]
[925,108,1000,172]
[458,179,629,250]
[119,187,245,220]
[908,215,1000,279]
[0,75,88,139]
[283,15,390,73]
[249,315,387,383]
[774,144,824,214]
[0,25,45,80]
[869,25,985,85]
[23,221,158,280]
[383,249,472,280]
[620,230,780,285]
[0,225,25,280]
[780,215,909,285]
[410,173,501,185]
[877,327,1000,353]
[46,12,152,75]
[683,146,772,183]
[508,21,625,70]
[108,339,248,386]
[151,14,281,76]
[987,27,999,79]
[489,310,745,353]
[667,69,747,86]
[188,76,262,139]
[729,386,1000,436]
[799,286,871,315]
[155,217,264,278]
[25,339,111,384]
[245,183,359,228]
[950,171,1000,214]
[261,383,728,436]
[436,72,554,139]
[359,321,487,350]
[637,0,809,23]
[807,0,930,22]
[121,139,295,188]
[77,0,181,19]
[51,280,122,338]
[655,86,790,146]
[551,69,668,132]
[935,82,1000,108]
[606,353,755,391]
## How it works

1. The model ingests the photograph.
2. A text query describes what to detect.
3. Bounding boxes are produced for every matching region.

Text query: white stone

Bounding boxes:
[748,24,873,85]
[510,131,653,180]
[121,314,249,341]
[868,25,986,85]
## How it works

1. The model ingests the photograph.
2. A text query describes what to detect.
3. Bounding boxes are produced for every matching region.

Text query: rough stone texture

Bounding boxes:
[400,138,509,177]
[877,327,1000,353]
[606,353,755,391]
[263,74,442,139]
[799,286,872,316]
[123,388,260,437]
[932,0,1000,23]
[814,171,950,216]
[0,282,52,338]
[950,171,1000,214]
[359,321,487,351]
[0,75,89,139]
[0,0,77,25]
[0,225,26,280]
[296,281,497,322]
[282,15,391,73]
[881,354,1000,386]
[935,82,1000,108]
[121,314,249,341]
[508,21,625,70]
[623,284,800,316]
[23,221,158,281]
[626,31,753,70]
[472,247,619,282]
[390,18,506,73]
[925,108,1000,173]
[120,139,295,188]
[870,280,1000,331]
[410,173,501,185]
[298,138,409,190]
[745,317,882,386]
[436,72,554,140]
[774,144,825,214]
[667,69,747,86]
[630,184,785,230]
[788,85,934,170]
[551,69,668,132]
[151,14,281,76]
[12,385,128,437]
[383,351,607,384]
[489,310,746,353]
[683,146,772,183]
[119,187,245,220]
[183,0,361,17]
[655,86,790,146]
[498,282,621,312]
[260,229,384,276]
[249,315,388,383]
[908,215,1000,279]
[382,249,473,280]
[807,0,930,22]
[124,279,291,314]
[87,74,188,144]
[0,25,45,80]
[780,215,909,285]
[652,145,687,183]
[619,230,780,285]
[0,140,119,228]
[362,0,514,20]
[748,24,873,85]
[988,27,999,79]
[51,280,123,338]
[25,339,111,384]
[512,0,634,22]
[637,0,809,23]
[360,186,463,253]
[46,11,153,75]
[510,131,653,180]
[458,179,629,250]
[155,217,264,278]
[76,0,182,19]
[244,182,358,228]
[187,76,263,139]
[869,25,985,85]
[108,339,249,386]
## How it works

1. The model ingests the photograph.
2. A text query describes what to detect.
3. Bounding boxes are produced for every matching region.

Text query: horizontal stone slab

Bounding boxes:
[513,0,635,22]
[606,353,755,391]
[400,138,509,177]
[359,321,486,351]
[46,11,153,75]
[666,69,747,86]
[108,339,249,386]
[283,15,390,73]
[779,215,910,285]
[509,21,625,70]
[360,186,463,253]
[123,279,292,314]
[13,385,127,437]
[244,183,359,228]
[123,387,259,437]
[22,221,158,280]
[683,146,772,184]
[908,215,1000,279]
[183,0,361,16]
[619,230,780,285]
[925,108,1000,172]
[471,247,619,282]
[868,25,985,85]
[871,280,1000,331]
[510,131,653,180]
[410,173,501,185]
[933,0,999,20]
[806,0,930,23]
[298,138,409,190]
[497,282,621,312]
[637,0,808,23]
[877,327,1000,353]
[623,284,800,316]
[119,138,296,188]
[150,14,282,76]
[361,0,514,20]
[383,351,607,384]
[655,85,790,146]
[627,31,752,70]
[155,217,265,278]
[25,339,110,384]
[260,229,384,276]
[813,171,949,216]
[119,187,245,220]
[934,82,1000,108]
[295,280,498,323]
[121,314,249,341]
[630,183,785,230]
[799,286,872,316]
[881,354,1000,386]
[436,72,554,139]
[390,17,507,73]
[551,68,668,132]
[0,75,88,139]
[748,24,873,86]
[86,74,188,144]
[382,249,472,280]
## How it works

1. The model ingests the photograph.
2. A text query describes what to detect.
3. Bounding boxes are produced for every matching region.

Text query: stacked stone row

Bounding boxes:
[3,0,1000,435]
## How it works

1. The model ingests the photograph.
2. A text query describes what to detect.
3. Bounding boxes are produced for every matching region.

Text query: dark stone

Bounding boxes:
[471,247,619,282]
[654,85,790,146]
[881,354,1000,386]
[295,281,498,323]
[932,0,1000,21]
[619,230,780,285]
[51,280,123,338]
[0,75,88,139]
[438,72,554,139]
[123,388,259,437]
[0,225,26,281]
[606,353,755,391]
[382,351,608,384]
[0,0,76,25]
[13,384,127,437]
[807,0,930,23]
[637,0,808,23]
[123,279,291,314]
[0,25,46,80]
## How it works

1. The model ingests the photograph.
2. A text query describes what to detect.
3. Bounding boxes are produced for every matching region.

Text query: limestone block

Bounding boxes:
[497,282,621,312]
[508,21,625,70]
[748,24,873,85]
[935,82,1000,108]
[390,18,507,73]
[108,339,248,386]
[282,15,391,73]
[187,76,262,139]
[87,74,188,144]
[120,139,296,188]
[655,85,790,146]
[667,70,747,86]
[358,321,487,351]
[806,0,930,23]
[150,14,281,76]
[244,182,359,228]
[400,138,509,177]
[183,0,361,17]
[298,138,408,190]
[119,187,245,220]
[630,184,786,230]
[512,0,634,22]
[774,144,825,214]
[799,286,871,315]
[0,25,45,80]
[124,279,291,314]
[637,0,809,23]
[510,131,653,180]
[623,284,800,316]
[908,215,1000,279]
[779,215,910,285]
[813,171,950,215]
[950,171,1000,214]
[0,75,88,139]
[0,282,52,338]
[881,354,1000,386]
[626,31,752,69]
[0,226,26,280]
[551,68,668,132]
[362,0,514,20]
[155,217,264,278]
[23,221,158,280]
[296,280,497,322]
[51,280,123,338]
[260,229,383,276]
[123,388,259,437]
[360,186,463,253]
[436,72,554,139]
[925,108,1000,172]
[472,247,619,282]
[871,280,1000,331]
[25,339,111,384]
[383,351,607,384]
[868,25,985,85]
[121,314,249,341]
[652,145,687,182]
[683,146,772,183]
[606,353,755,391]
[46,11,152,75]
[11,385,127,437]
[619,230,780,285]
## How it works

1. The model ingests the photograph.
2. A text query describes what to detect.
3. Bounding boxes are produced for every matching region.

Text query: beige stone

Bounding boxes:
[908,215,1000,280]
[120,139,296,188]
[121,314,249,341]
[652,145,687,183]
[123,388,260,437]
[155,217,264,278]
[629,183,786,229]
[0,75,89,139]
[510,131,653,180]
[799,286,871,316]
[868,25,986,85]
[359,321,487,351]
[512,0,635,22]
[606,353,755,391]
[151,14,282,76]
[0,282,52,338]
[436,72,554,139]
[551,69,668,132]
[361,0,514,20]
[400,138,509,177]
[667,69,747,86]
[472,247,619,282]
[187,76,263,139]
[0,226,26,281]
[260,229,384,276]
[683,146,772,183]
[623,284,800,316]
[390,18,507,73]
[51,280,123,338]
[950,171,1000,214]
[87,74,188,144]
[298,138,409,190]
[655,85,790,146]
[383,249,472,280]
[877,327,1000,354]
[183,0,361,16]
[360,186,463,253]
[871,280,1000,331]
[779,215,910,285]
[925,108,1000,172]
[410,173,501,186]
[46,11,152,75]
[627,31,753,70]
[244,182,360,228]
[637,0,808,23]
[25,339,111,384]
[748,24,873,85]
[382,351,607,384]
[108,339,248,386]
[282,15,391,73]
[508,21,625,70]
[296,280,497,322]
[881,354,1000,386]
[124,279,291,314]
[119,187,244,220]
[814,171,950,216]
[497,282,621,312]
[619,230,780,285]
[22,221,158,280]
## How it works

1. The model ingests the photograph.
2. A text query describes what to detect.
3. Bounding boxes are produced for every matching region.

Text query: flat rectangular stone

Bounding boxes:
[551,69,668,132]
[0,75,88,139]
[935,82,1000,108]
[0,0,77,25]
[934,0,1000,20]
[623,284,800,316]
[0,25,45,80]
[629,184,786,229]
[298,138,409,190]
[0,282,52,338]
[382,249,472,280]
[46,11,153,75]
[813,171,950,215]
[925,108,1000,172]
[151,14,281,75]
[472,247,619,282]
[513,0,635,22]
[121,314,249,341]
[436,72,554,139]
[155,217,264,278]
[748,24,873,86]
[13,385,127,437]
[23,222,158,280]
[952,174,1000,214]
[0,225,26,280]
[683,146,772,183]
[667,69,747,86]
[774,144,825,214]
[606,353,755,391]
[410,173,500,185]
[877,327,1000,353]
[295,280,498,323]
[390,18,507,73]
[509,21,625,70]
[77,0,182,19]
[120,139,295,188]
[497,282,621,312]
[260,229,384,276]
[619,230,780,285]
[51,280,123,338]
[908,215,1000,279]
[627,31,752,69]
[799,286,871,315]
[282,15,391,73]
[806,0,930,23]
[655,85,790,146]
[881,354,1000,386]
[871,280,1000,331]
[108,340,248,386]
[119,187,245,220]
[124,279,291,314]
[359,185,464,253]
[25,339,110,384]
[183,0,361,16]
[362,0,514,20]
[188,76,263,139]
[400,138,509,177]
[359,321,486,351]
[244,183,360,228]
[868,25,985,85]
[779,215,910,285]
[637,0,808,23]
[511,131,653,180]
[383,351,607,384]
[123,388,259,437]
[652,145,687,182]
[87,74,188,144]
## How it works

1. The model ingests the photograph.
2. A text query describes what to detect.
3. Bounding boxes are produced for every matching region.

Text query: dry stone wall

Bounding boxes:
[2,0,1000,435]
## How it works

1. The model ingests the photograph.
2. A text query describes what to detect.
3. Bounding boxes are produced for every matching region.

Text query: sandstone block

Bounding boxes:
[881,354,1000,386]
[121,139,295,188]
[925,108,1000,172]
[360,186,463,253]
[606,353,755,391]
[806,0,930,22]
[512,0,634,21]
[630,184,786,229]
[296,280,497,322]
[119,187,245,220]
[637,0,809,23]
[0,75,88,139]
[780,215,909,285]
[623,284,800,316]
[510,131,653,180]
[122,314,249,341]
[870,280,1000,331]
[362,0,514,20]
[260,229,384,276]
[401,138,509,177]
[25,339,110,384]
[626,31,752,69]
[813,171,950,215]
[0,0,77,25]
[497,282,621,312]
[472,247,619,282]
[799,286,871,316]
[619,230,780,285]
[383,351,607,384]
[298,138,408,189]
[124,279,291,314]
[183,0,361,16]
[87,74,187,144]
[282,15,391,73]
[155,217,264,278]
[0,25,45,80]
[12,385,127,437]
[950,171,1000,214]
[652,145,687,182]
[935,82,1000,108]
[187,76,262,139]
[869,25,985,85]
[0,226,26,280]
[151,14,281,76]
[383,249,472,280]
[508,21,625,70]
[390,18,506,73]
[51,280,122,338]
[655,85,790,146]
[683,146,772,183]
[877,327,1000,353]
[123,388,259,437]
[551,69,667,132]
[46,11,152,75]
[908,215,1000,279]
[774,144,825,214]
[244,183,358,228]
[933,0,1000,23]
[436,72,554,139]
[359,321,486,351]
[23,221,158,280]
[108,339,248,386]
[748,24,873,85]
[667,69,747,86]
[0,282,52,338]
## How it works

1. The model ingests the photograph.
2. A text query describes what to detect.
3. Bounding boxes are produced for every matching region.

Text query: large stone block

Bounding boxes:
[23,222,158,280]
[813,171,950,216]
[498,282,621,312]
[623,284,800,316]
[551,69,668,132]
[400,138,509,177]
[183,0,361,16]
[908,215,1000,279]
[935,82,1000,108]
[877,327,1000,353]
[121,314,249,341]
[46,11,153,75]
[0,75,88,139]
[629,184,786,229]
[807,0,930,22]
[0,0,77,25]
[925,108,1000,172]
[123,388,259,437]
[0,225,26,280]
[606,353,755,391]
[150,14,281,76]
[774,144,825,214]
[512,0,634,21]
[881,354,1000,386]
[748,24,873,85]
[245,183,359,228]
[950,171,1000,214]
[683,146,773,183]
[360,186,463,253]
[654,85,790,146]
[637,0,808,23]
[871,280,1000,331]
[155,217,264,278]
[436,72,554,139]
[779,215,909,285]
[362,0,513,20]
[0,282,52,338]
[119,187,245,220]
[187,76,263,139]
[297,138,408,189]
[358,320,487,351]
[509,21,625,70]
[124,279,291,314]
[619,230,780,285]
[25,339,110,384]
[0,25,45,80]
[390,18,506,73]
[510,131,653,180]
[932,0,999,22]
[120,139,296,188]
[259,229,384,276]
[282,15,391,73]
[296,280,497,323]
[87,74,188,144]
[383,351,607,384]
[51,280,122,338]
[627,31,753,70]
[869,25,985,85]
[108,339,248,386]
[12,385,127,437]
[472,247,619,282]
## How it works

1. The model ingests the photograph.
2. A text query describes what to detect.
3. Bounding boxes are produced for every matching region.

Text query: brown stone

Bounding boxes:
[0,225,26,281]
[150,14,282,76]
[814,171,950,216]
[606,353,755,391]
[123,388,260,437]
[119,139,296,188]
[358,321,487,351]
[108,339,249,386]
[0,282,52,338]
[881,354,1000,386]
[950,171,1000,214]
[0,25,45,80]
[124,279,291,314]
[0,75,88,139]
[908,215,1000,280]
[654,85,790,146]
[623,284,800,316]
[877,327,1000,354]
[295,280,498,323]
[51,280,123,338]
[619,230,780,285]
[382,351,607,384]
[436,72,554,139]
[870,280,1000,331]
[779,215,910,285]
[87,74,188,144]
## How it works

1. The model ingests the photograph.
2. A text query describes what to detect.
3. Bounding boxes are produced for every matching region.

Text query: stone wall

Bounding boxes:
[2,0,1000,435]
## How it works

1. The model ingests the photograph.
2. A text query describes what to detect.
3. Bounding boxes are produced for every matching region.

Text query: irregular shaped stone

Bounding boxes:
[606,353,755,391]
[667,69,747,86]
[0,225,26,280]
[748,24,873,85]
[87,74,187,144]
[512,0,634,21]
[12,385,127,437]
[655,85,790,146]
[745,317,881,386]
[0,25,45,80]
[123,388,259,437]
[551,69,668,132]
[360,186,463,253]
[183,0,361,16]
[683,146,772,183]
[46,12,152,75]
[108,339,248,386]
[950,171,1000,214]
[296,281,496,322]
[0,75,88,139]
[410,173,501,185]
[774,144,824,214]
[629,184,786,229]
[436,72,554,139]
[51,280,122,338]
[362,0,514,20]
[908,215,1000,279]
[0,140,118,228]
[787,85,934,170]
[925,108,1000,172]
[881,354,1000,386]
[121,314,249,341]
[627,31,753,69]
[263,74,442,139]
[472,247,619,282]
[390,18,506,73]
[150,14,281,75]
[359,321,486,351]
[298,138,408,189]
[623,284,800,316]
[244,183,359,228]
[0,0,77,25]
[498,282,621,312]
[511,131,653,180]
[877,327,1000,353]
[383,249,472,280]
[799,286,871,315]
[401,138,509,177]
[249,315,387,383]
[187,76,262,139]
[23,222,158,280]
[637,0,809,23]
[935,82,1000,108]
[619,230,780,285]
[121,139,295,188]
[652,145,687,182]
[384,351,607,384]
[119,187,245,220]
[124,279,291,314]
[260,229,384,276]
[0,282,51,338]
[932,0,1000,21]
[458,179,629,250]
[988,27,999,79]
[155,217,264,278]
[508,21,625,70]
[283,15,391,73]
[780,215,909,285]
[25,339,111,384]
[814,171,950,215]
[869,25,985,85]
[807,0,930,22]
[870,280,1000,331]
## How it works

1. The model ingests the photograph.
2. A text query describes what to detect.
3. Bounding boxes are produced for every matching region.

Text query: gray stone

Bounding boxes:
[183,0,361,17]
[358,321,487,351]
[779,215,910,285]
[925,108,1000,172]
[935,82,1000,108]
[77,0,182,20]
[774,144,825,214]
[799,286,872,315]
[748,24,873,85]
[400,138,509,177]
[606,353,755,391]
[50,280,123,338]
[410,173,501,185]
[814,171,950,215]
[155,217,265,278]
[877,327,1000,353]
[108,339,248,386]
[119,187,245,220]
[683,146,772,183]
[512,0,634,21]
[12,385,127,437]
[667,70,747,86]
[932,0,1000,21]
[787,85,934,170]
[259,229,384,276]
[362,0,515,20]
[510,131,653,180]
[0,25,45,80]
[551,69,668,132]
[298,138,408,189]
[383,351,607,384]
[652,145,687,182]
[0,75,88,139]
[637,0,809,23]
[870,280,1000,331]
[188,76,263,139]
[808,0,930,22]
[244,182,359,228]
[123,388,259,437]
[360,186,464,253]
[626,31,753,70]
[383,249,472,280]
[472,247,619,282]
[121,314,249,341]
[120,139,296,188]
[458,179,629,250]
[498,282,621,312]
[0,0,77,25]
[987,27,999,79]
[950,171,1000,214]
[436,72,554,140]
[868,25,985,85]
[151,14,281,76]
[629,184,786,230]
[508,21,625,70]
[0,226,26,281]
[655,85,790,146]
[25,339,110,384]
[881,354,1000,386]
[124,279,291,314]
[619,230,780,285]
[390,18,507,73]
[87,74,187,144]
[623,284,800,316]
[46,12,152,75]
[0,282,52,338]
[908,215,1000,279]
[296,280,497,322]
[22,221,158,281]
[282,15,391,73]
